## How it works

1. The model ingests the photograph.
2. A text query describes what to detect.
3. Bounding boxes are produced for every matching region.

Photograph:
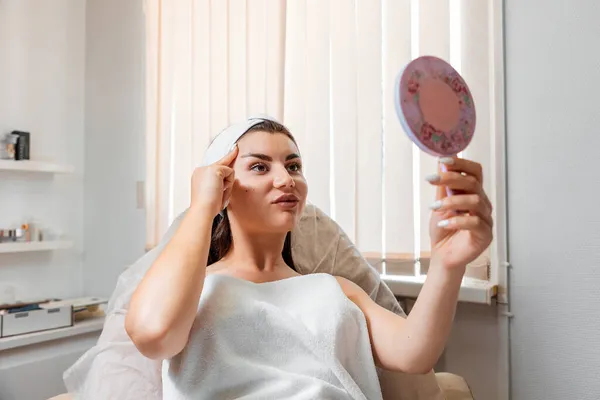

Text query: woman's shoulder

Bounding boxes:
[332,275,368,302]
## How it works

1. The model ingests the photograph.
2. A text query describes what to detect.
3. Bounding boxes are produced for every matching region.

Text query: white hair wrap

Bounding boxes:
[201,114,282,166]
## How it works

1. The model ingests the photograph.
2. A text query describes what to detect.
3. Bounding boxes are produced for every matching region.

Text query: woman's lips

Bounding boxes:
[273,200,299,210]
[272,194,300,210]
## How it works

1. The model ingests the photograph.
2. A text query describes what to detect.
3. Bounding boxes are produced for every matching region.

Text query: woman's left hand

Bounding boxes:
[427,157,494,270]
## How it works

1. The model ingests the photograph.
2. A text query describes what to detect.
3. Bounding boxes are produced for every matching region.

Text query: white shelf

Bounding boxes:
[0,159,74,173]
[0,241,73,254]
[382,274,497,305]
[0,317,105,351]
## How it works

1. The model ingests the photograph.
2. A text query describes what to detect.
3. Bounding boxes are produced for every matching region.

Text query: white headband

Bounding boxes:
[201,114,283,166]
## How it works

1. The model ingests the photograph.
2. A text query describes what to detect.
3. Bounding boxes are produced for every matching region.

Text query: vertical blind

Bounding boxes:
[145,0,505,282]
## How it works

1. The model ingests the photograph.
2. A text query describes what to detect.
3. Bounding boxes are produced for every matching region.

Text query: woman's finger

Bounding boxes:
[222,187,233,209]
[426,171,480,194]
[216,144,239,166]
[216,166,235,185]
[436,214,492,232]
[432,194,493,228]
[439,157,483,184]
[480,189,493,212]
[224,167,235,186]
[428,170,493,213]
[431,194,491,217]
[222,171,235,190]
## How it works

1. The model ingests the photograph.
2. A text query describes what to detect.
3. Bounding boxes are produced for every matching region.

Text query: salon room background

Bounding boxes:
[1,1,599,400]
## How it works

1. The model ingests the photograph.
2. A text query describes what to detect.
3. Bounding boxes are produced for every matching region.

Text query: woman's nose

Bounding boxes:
[273,167,294,188]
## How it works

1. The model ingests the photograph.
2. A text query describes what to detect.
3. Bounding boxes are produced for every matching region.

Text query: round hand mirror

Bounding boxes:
[394,55,476,195]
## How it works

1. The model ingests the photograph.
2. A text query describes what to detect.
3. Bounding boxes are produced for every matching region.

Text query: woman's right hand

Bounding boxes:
[191,144,239,217]
[129,146,239,360]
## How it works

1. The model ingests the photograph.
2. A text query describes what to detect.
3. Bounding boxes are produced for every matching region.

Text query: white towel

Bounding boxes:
[162,273,384,400]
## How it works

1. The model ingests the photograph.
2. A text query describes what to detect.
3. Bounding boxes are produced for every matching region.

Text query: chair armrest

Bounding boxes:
[47,394,72,400]
[435,372,474,400]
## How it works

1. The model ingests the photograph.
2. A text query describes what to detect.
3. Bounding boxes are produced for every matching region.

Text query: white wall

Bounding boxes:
[0,1,144,398]
[505,1,600,399]
[0,2,89,399]
[83,0,146,296]
[0,1,86,300]
[440,303,506,400]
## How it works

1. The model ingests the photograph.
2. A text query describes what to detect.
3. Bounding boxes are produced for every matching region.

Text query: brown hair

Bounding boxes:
[207,120,298,270]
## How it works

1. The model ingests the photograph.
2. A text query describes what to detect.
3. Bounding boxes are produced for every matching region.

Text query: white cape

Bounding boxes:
[162,273,384,400]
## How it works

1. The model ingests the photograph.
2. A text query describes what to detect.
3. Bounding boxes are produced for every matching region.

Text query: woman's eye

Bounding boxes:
[250,163,268,173]
[287,163,302,173]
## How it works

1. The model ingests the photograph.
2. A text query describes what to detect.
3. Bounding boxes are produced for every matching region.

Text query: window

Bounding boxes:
[144,0,506,302]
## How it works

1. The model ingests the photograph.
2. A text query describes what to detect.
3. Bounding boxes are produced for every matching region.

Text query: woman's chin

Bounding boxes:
[269,212,300,232]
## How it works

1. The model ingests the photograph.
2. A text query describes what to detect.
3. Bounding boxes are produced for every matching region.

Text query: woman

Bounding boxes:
[125,118,493,399]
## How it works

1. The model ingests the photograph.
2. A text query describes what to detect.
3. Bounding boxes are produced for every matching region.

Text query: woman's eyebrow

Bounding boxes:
[241,153,301,161]
[241,153,272,161]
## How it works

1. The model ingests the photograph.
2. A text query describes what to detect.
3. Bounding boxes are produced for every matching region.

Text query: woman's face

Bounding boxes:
[228,130,308,234]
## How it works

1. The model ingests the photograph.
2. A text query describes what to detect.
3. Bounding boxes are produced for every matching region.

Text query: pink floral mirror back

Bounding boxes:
[394,55,476,158]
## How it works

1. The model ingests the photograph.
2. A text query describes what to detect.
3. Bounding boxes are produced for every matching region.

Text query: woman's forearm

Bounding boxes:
[397,260,465,373]
[125,205,214,360]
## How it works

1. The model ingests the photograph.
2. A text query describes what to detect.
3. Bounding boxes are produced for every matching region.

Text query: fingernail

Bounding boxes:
[437,219,451,228]
[229,143,238,152]
[430,200,443,210]
[425,173,441,183]
[439,157,455,165]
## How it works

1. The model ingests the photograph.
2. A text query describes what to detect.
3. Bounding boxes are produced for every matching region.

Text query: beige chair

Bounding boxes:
[49,373,474,400]
[56,206,476,399]
[436,373,476,399]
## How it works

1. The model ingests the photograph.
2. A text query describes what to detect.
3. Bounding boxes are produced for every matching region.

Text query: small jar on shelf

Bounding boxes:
[0,228,25,242]
[0,219,44,243]
[0,133,19,160]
